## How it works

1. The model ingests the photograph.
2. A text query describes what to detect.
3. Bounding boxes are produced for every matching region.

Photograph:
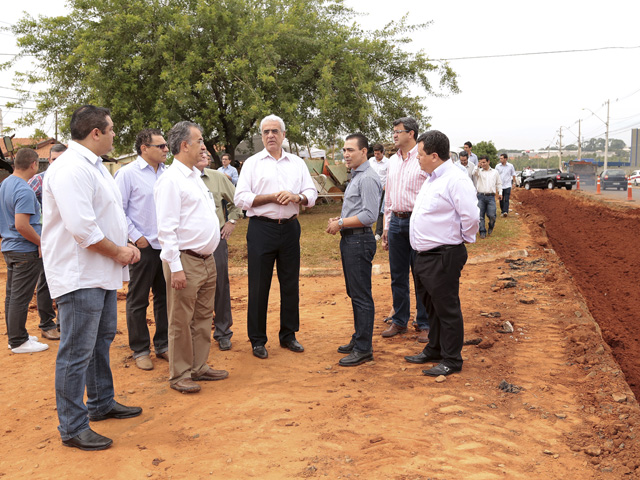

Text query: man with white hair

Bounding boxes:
[234,114,318,359]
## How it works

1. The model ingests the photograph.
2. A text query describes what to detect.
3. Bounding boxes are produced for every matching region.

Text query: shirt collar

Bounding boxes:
[260,148,293,162]
[172,158,199,178]
[429,159,453,179]
[352,160,370,177]
[397,143,418,161]
[136,156,165,171]
[68,140,102,167]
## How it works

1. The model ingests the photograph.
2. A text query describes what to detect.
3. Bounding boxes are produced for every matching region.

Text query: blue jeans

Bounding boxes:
[477,194,496,234]
[500,187,511,214]
[387,215,429,329]
[340,232,376,353]
[55,288,117,440]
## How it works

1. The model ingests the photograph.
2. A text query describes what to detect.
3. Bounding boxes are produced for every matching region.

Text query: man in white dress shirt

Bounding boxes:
[234,114,318,359]
[114,128,169,371]
[154,121,228,393]
[368,143,388,241]
[404,130,479,376]
[42,105,142,451]
[473,156,502,239]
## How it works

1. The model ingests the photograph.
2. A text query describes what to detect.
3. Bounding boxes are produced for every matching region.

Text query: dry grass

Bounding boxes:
[227,202,523,269]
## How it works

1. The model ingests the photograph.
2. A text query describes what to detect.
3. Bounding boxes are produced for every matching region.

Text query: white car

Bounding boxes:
[630,170,640,187]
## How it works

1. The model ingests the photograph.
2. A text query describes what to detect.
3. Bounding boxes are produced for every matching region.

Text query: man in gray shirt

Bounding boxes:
[326,133,382,366]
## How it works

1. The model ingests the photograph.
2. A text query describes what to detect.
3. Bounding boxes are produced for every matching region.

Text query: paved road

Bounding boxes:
[576,182,639,202]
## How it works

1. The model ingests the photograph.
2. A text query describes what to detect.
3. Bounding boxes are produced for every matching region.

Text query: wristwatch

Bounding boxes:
[228,219,236,224]
[298,194,304,203]
[338,218,344,227]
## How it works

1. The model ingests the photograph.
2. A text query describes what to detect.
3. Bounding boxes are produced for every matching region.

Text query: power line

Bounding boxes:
[434,45,640,61]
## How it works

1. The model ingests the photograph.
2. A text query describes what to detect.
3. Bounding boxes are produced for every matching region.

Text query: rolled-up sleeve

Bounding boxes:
[154,176,183,272]
[48,165,105,248]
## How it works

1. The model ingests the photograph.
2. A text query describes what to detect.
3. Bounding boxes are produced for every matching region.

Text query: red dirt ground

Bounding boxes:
[517,189,640,399]
[2,191,640,479]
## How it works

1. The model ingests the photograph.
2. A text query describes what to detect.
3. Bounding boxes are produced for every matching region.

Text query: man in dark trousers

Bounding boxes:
[326,133,381,366]
[234,114,318,359]
[404,130,479,376]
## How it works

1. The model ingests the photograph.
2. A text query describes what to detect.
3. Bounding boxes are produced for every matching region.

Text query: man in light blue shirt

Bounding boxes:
[217,153,238,186]
[0,148,54,353]
[114,128,169,371]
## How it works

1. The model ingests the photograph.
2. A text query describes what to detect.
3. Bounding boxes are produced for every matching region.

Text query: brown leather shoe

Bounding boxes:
[381,323,408,338]
[170,378,201,393]
[417,329,429,343]
[135,355,153,371]
[41,328,60,340]
[192,367,229,381]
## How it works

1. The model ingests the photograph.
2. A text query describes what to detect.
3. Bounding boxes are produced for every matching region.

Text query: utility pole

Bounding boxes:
[55,111,58,142]
[577,119,582,161]
[604,99,610,171]
[558,127,563,171]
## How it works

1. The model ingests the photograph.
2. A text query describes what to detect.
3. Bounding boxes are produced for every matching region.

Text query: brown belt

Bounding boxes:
[392,211,412,219]
[181,249,212,260]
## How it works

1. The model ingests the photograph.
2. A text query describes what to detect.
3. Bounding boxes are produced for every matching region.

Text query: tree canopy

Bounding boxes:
[473,140,498,166]
[5,0,458,158]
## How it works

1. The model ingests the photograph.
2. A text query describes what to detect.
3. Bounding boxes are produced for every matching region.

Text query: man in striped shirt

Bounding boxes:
[380,117,430,342]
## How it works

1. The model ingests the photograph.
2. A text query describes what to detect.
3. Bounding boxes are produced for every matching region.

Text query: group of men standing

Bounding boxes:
[1,106,487,451]
[454,145,517,239]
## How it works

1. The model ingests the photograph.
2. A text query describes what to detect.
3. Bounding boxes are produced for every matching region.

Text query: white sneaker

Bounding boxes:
[375,234,381,241]
[7,335,38,350]
[11,338,49,354]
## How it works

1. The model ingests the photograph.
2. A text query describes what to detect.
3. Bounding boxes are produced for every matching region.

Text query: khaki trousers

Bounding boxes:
[163,252,217,384]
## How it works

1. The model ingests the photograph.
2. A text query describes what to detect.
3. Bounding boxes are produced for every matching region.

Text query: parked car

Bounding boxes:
[629,170,640,187]
[599,169,627,190]
[522,169,577,190]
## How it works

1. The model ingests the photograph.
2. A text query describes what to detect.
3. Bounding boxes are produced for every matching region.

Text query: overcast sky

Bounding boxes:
[2,0,640,152]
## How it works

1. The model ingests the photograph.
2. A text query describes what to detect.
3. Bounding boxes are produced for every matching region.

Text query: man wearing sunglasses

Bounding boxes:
[114,129,169,371]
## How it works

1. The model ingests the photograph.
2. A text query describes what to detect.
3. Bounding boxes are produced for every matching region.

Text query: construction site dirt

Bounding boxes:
[1,189,640,479]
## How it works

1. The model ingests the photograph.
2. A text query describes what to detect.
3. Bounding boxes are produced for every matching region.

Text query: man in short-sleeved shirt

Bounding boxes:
[0,148,53,353]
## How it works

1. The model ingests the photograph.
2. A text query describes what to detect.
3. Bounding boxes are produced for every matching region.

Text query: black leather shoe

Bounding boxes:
[253,345,268,359]
[218,338,232,351]
[339,350,373,367]
[337,340,354,354]
[422,363,461,377]
[280,339,304,353]
[404,351,442,364]
[89,401,142,421]
[62,428,113,451]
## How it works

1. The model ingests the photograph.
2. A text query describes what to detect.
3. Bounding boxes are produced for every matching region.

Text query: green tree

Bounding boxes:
[5,0,458,159]
[608,139,626,150]
[474,140,498,167]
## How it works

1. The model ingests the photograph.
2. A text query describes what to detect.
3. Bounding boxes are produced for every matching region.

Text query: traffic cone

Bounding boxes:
[576,175,580,190]
[596,176,601,194]
[628,179,633,201]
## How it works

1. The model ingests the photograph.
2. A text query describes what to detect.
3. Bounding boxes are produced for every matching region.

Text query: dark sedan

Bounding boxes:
[599,169,627,190]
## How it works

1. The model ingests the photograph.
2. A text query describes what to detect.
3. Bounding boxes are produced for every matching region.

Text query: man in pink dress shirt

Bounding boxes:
[380,117,430,342]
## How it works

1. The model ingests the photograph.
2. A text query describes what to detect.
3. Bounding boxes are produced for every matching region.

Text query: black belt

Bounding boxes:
[252,215,298,224]
[417,244,463,255]
[392,211,412,218]
[181,249,212,260]
[340,227,373,237]
[478,192,495,196]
